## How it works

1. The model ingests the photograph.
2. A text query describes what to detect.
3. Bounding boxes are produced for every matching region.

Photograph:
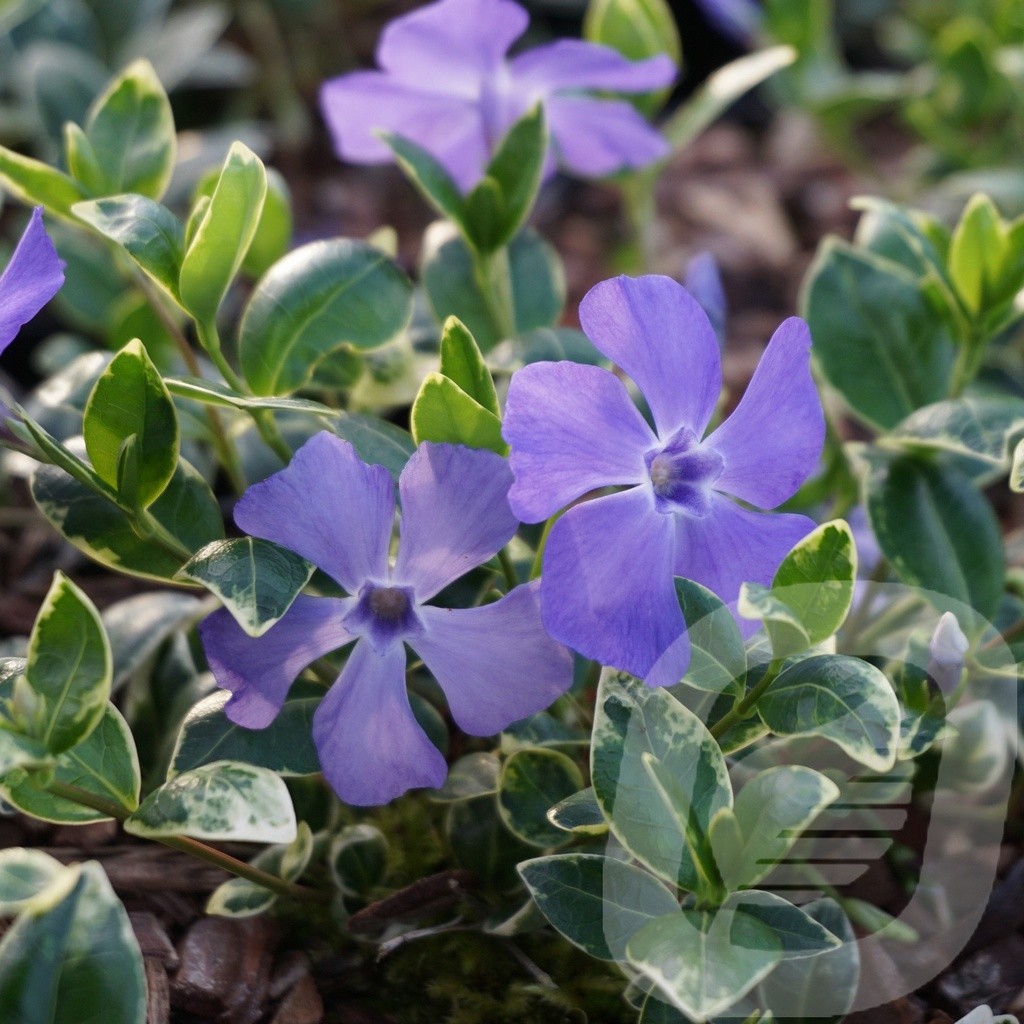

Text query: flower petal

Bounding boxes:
[413,581,574,735]
[545,96,670,179]
[578,275,722,439]
[392,442,517,601]
[541,487,688,681]
[234,433,393,593]
[0,208,65,355]
[199,596,354,728]
[377,0,527,88]
[504,361,655,522]
[509,41,675,93]
[319,73,487,190]
[705,317,824,509]
[674,496,816,634]
[313,639,447,805]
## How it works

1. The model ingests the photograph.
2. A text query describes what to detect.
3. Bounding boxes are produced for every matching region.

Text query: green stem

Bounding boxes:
[497,546,519,592]
[529,514,559,581]
[473,246,516,342]
[949,327,986,399]
[710,658,785,740]
[45,780,323,904]
[252,409,295,466]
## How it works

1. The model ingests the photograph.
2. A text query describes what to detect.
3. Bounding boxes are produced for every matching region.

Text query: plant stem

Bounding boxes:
[710,657,785,740]
[497,546,519,592]
[45,780,324,904]
[529,514,559,581]
[473,246,516,342]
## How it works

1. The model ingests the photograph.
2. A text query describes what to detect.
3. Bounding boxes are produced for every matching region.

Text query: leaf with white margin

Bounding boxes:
[0,848,65,916]
[757,655,900,772]
[124,760,296,843]
[709,765,839,890]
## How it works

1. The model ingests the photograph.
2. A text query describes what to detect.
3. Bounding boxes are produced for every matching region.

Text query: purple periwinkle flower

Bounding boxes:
[319,0,676,192]
[503,274,824,687]
[199,433,573,806]
[683,251,726,350]
[0,207,65,359]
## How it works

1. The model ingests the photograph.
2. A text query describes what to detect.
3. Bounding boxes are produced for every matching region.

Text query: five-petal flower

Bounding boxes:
[502,274,825,687]
[319,0,676,192]
[199,433,573,806]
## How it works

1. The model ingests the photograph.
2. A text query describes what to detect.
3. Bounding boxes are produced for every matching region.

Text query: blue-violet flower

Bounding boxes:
[199,433,573,805]
[319,0,675,192]
[503,274,825,687]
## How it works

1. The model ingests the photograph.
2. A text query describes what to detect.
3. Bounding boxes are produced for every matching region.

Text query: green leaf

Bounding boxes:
[330,823,389,897]
[205,877,277,918]
[177,538,313,637]
[674,579,746,694]
[331,413,416,483]
[0,849,64,917]
[626,905,781,1020]
[948,193,1006,314]
[31,446,223,582]
[170,684,322,777]
[428,751,501,802]
[421,224,564,351]
[0,861,146,1024]
[887,396,1024,469]
[1012,437,1024,492]
[757,655,901,772]
[179,141,267,324]
[498,747,584,848]
[64,123,106,198]
[519,853,680,961]
[73,194,185,301]
[866,455,1004,618]
[411,372,507,453]
[165,376,334,416]
[78,59,175,200]
[1,704,141,824]
[769,519,857,645]
[380,131,467,232]
[708,766,839,889]
[438,316,499,415]
[547,786,609,835]
[0,145,88,217]
[447,795,536,889]
[83,339,179,508]
[591,671,732,891]
[20,572,111,754]
[726,889,841,957]
[464,105,547,253]
[238,238,413,395]
[803,238,955,430]
[737,582,811,659]
[125,760,296,844]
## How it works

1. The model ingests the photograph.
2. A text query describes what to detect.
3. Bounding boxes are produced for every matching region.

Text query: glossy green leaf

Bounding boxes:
[31,446,223,582]
[177,538,313,637]
[803,238,955,429]
[421,223,564,351]
[866,455,1004,617]
[205,876,277,918]
[0,861,145,1024]
[738,582,811,658]
[73,194,184,300]
[888,396,1024,469]
[727,889,842,957]
[0,849,64,917]
[411,372,507,453]
[332,414,416,483]
[769,519,857,646]
[330,823,389,897]
[165,376,334,416]
[547,786,609,835]
[238,238,413,395]
[674,578,746,694]
[708,766,839,889]
[0,145,88,216]
[757,654,901,772]
[64,123,106,199]
[381,131,467,232]
[79,59,175,200]
[438,316,499,415]
[591,670,732,891]
[498,747,583,848]
[429,751,501,802]
[1,704,141,824]
[948,193,1006,313]
[1012,437,1024,492]
[519,853,679,961]
[125,760,296,844]
[20,572,111,755]
[83,339,179,508]
[170,684,322,778]
[179,141,267,324]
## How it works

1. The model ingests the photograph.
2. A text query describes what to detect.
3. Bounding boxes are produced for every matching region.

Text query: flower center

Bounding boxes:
[344,582,424,655]
[645,427,725,518]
